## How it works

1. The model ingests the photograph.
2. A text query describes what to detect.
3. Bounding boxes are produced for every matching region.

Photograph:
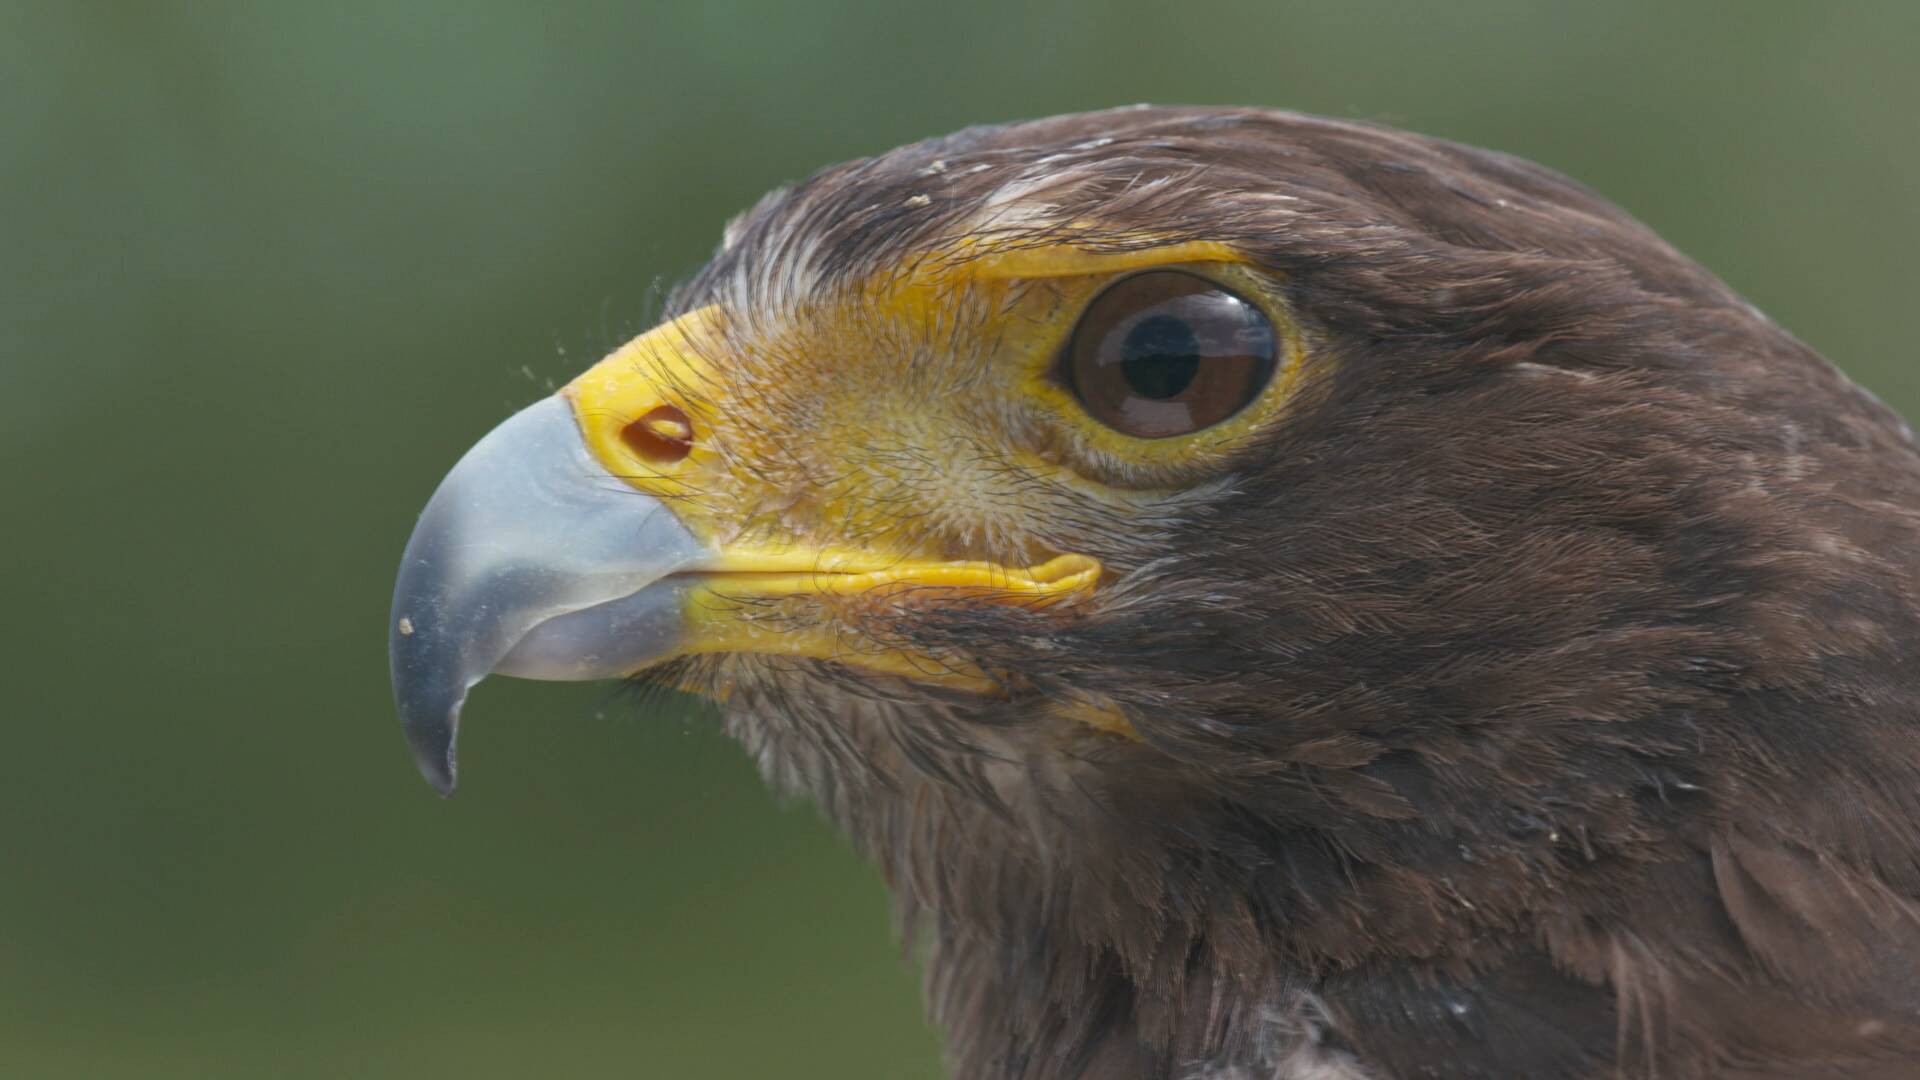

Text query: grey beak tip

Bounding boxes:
[425,765,459,798]
[418,745,458,795]
[407,716,459,796]
[392,615,465,796]
[396,686,461,796]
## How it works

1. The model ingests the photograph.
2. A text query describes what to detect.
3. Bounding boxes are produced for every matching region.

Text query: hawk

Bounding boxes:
[390,107,1920,1079]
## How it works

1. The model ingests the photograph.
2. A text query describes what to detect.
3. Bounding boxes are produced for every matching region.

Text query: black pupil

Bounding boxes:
[1119,314,1200,400]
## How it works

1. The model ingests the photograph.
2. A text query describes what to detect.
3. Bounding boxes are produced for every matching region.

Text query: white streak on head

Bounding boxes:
[1511,361,1599,383]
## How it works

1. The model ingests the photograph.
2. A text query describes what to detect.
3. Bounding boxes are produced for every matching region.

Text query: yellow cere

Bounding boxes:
[565,303,728,491]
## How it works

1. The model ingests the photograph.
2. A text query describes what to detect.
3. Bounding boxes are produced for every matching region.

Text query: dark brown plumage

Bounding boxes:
[665,108,1920,1078]
[415,106,1920,1078]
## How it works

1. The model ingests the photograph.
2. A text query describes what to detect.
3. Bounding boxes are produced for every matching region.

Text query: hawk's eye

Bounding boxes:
[1062,271,1277,439]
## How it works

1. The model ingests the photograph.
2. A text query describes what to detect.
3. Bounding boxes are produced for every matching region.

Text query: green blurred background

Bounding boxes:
[4,3,1917,1076]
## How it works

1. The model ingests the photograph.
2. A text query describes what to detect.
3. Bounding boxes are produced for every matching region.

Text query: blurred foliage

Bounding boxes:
[3,2,1917,1076]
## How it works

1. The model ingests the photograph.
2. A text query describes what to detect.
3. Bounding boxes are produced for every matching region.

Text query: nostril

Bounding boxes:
[620,404,695,465]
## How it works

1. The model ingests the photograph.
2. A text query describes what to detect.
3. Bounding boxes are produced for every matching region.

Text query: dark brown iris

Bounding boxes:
[1062,271,1277,439]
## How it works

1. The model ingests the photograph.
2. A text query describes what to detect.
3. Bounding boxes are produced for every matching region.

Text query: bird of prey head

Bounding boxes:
[390,106,1920,1079]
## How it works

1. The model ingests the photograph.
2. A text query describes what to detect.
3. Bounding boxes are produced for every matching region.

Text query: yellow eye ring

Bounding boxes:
[1012,259,1310,484]
[1059,270,1278,439]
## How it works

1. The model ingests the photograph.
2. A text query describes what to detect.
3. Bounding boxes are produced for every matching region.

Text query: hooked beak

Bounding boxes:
[388,394,710,795]
[390,307,1102,795]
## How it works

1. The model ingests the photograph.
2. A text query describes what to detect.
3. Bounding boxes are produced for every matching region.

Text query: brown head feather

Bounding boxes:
[657,107,1920,1079]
